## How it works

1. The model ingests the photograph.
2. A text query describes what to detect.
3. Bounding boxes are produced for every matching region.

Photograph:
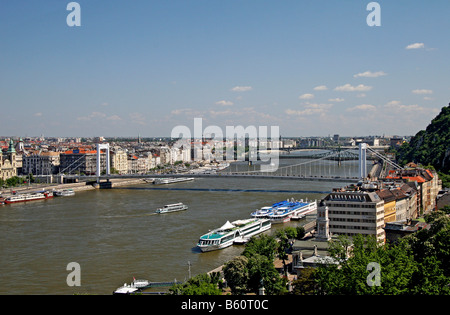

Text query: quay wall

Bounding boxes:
[0,178,149,196]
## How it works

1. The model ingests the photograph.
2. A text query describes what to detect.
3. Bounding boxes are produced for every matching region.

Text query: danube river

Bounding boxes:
[0,160,359,294]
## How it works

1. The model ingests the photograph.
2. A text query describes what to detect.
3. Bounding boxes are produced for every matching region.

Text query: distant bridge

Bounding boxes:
[59,144,402,184]
[62,172,360,183]
[278,149,371,161]
[278,145,389,152]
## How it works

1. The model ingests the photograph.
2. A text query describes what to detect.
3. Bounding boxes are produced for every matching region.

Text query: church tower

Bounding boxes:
[0,139,17,180]
[316,205,331,241]
[7,139,16,167]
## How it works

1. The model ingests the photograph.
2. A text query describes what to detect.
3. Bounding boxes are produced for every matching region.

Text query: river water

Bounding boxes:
[0,159,360,294]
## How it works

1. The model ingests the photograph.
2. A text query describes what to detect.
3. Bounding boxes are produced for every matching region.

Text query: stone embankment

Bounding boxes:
[0,178,150,196]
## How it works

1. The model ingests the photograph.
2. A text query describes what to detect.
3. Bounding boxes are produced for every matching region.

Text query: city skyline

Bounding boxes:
[1,0,449,138]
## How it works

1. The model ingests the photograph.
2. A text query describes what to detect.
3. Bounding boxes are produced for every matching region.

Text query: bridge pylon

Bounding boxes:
[358,143,367,179]
[96,143,110,183]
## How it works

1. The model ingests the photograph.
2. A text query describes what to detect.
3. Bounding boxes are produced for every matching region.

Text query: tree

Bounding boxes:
[275,229,291,277]
[291,267,318,295]
[315,235,418,295]
[296,226,305,239]
[396,104,450,173]
[407,211,450,278]
[223,256,249,295]
[327,234,352,260]
[439,205,450,215]
[242,234,278,261]
[247,254,287,295]
[168,273,222,295]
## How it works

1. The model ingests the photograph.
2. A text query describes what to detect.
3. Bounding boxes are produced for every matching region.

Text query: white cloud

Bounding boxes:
[129,112,146,125]
[299,93,315,100]
[346,104,376,112]
[334,84,373,92]
[215,100,234,106]
[77,111,107,121]
[106,115,122,121]
[384,101,426,113]
[353,71,387,78]
[412,89,433,95]
[305,103,333,110]
[286,103,333,116]
[77,111,123,122]
[231,86,252,92]
[328,98,344,102]
[171,108,196,115]
[423,97,434,101]
[405,43,425,50]
[313,85,328,91]
[34,112,43,117]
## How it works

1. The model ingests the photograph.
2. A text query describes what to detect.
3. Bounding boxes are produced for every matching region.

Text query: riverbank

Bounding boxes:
[0,178,150,196]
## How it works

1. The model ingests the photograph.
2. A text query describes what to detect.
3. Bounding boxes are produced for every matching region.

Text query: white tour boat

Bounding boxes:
[268,199,317,224]
[53,189,75,197]
[4,191,53,204]
[153,177,194,185]
[113,278,150,294]
[155,202,188,214]
[250,200,291,218]
[197,218,271,252]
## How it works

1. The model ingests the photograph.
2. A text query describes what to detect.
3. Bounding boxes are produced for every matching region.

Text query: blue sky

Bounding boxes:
[0,0,449,138]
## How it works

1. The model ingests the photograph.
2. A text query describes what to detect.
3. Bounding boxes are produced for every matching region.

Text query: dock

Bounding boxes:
[113,279,183,294]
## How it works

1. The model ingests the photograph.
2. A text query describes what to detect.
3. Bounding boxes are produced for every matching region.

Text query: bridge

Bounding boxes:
[58,143,402,184]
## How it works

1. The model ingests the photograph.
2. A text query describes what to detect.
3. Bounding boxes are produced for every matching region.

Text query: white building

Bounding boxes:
[323,191,386,242]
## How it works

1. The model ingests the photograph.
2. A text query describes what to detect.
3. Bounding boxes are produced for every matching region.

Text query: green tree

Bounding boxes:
[168,273,222,295]
[407,211,450,278]
[223,256,249,295]
[275,229,291,277]
[396,104,450,173]
[291,267,318,295]
[246,254,287,295]
[296,226,305,240]
[242,234,278,261]
[315,235,418,295]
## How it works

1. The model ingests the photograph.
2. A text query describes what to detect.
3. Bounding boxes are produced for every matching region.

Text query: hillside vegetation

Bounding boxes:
[397,104,450,178]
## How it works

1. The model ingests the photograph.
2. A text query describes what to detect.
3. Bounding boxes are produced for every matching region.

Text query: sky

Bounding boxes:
[0,0,449,138]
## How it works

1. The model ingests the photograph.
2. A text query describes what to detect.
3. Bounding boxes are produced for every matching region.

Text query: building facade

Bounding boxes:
[323,191,386,242]
[60,150,106,175]
[110,149,128,174]
[22,151,60,175]
[0,139,17,181]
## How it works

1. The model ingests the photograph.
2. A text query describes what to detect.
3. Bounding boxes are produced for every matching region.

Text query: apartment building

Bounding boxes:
[376,189,396,224]
[110,148,128,174]
[386,168,441,214]
[322,191,386,242]
[22,151,60,175]
[400,182,419,220]
[60,149,106,175]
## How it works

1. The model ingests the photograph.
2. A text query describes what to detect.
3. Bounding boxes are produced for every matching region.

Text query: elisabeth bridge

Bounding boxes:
[58,143,402,184]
